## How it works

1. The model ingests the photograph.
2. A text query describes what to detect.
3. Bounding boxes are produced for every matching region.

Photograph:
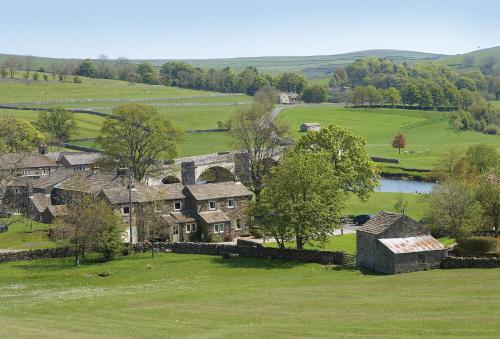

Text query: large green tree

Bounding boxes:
[294,125,380,201]
[36,107,77,143]
[97,103,182,181]
[302,85,328,103]
[252,150,344,249]
[0,116,45,152]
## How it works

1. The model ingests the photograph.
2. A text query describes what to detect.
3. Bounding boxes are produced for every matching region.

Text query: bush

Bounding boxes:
[43,74,49,81]
[32,73,39,81]
[251,227,264,239]
[457,236,498,253]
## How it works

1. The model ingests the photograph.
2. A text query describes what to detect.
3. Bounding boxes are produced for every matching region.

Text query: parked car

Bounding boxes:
[353,214,371,225]
[0,224,8,233]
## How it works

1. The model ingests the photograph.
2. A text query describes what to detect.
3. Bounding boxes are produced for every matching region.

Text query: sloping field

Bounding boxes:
[278,105,500,170]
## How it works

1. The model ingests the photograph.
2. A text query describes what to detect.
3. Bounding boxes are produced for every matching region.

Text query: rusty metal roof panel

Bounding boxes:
[378,235,445,254]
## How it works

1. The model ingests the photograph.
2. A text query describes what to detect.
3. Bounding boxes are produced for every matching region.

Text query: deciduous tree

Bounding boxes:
[392,133,406,154]
[0,116,45,152]
[36,107,77,143]
[97,103,182,181]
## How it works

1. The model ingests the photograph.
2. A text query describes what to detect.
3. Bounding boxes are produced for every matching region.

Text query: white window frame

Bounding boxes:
[14,188,21,194]
[172,225,179,235]
[185,223,197,233]
[208,201,216,211]
[122,206,130,215]
[214,223,225,233]
[174,200,182,211]
[228,198,235,209]
[22,169,30,176]
[235,219,242,230]
[154,202,162,213]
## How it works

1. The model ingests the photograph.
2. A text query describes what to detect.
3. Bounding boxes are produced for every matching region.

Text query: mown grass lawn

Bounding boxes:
[0,217,59,250]
[0,253,498,338]
[278,105,500,171]
[346,192,427,220]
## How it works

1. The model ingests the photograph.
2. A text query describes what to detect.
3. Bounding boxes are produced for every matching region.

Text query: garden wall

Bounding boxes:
[0,247,73,264]
[133,242,346,265]
[441,256,500,269]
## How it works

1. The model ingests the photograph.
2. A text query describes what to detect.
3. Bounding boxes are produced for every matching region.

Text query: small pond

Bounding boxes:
[376,178,436,194]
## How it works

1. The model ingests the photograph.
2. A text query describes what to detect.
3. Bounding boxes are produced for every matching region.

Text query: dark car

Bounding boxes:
[353,214,371,226]
[0,224,8,233]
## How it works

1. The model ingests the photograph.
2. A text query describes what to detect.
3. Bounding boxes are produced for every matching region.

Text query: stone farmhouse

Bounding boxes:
[0,153,60,179]
[279,92,299,104]
[1,152,253,244]
[356,211,446,274]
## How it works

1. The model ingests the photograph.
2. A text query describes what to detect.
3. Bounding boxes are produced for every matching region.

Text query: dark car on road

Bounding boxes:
[353,214,372,226]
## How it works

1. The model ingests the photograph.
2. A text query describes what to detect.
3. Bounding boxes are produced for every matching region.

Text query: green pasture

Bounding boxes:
[0,252,498,338]
[0,217,58,250]
[278,105,500,170]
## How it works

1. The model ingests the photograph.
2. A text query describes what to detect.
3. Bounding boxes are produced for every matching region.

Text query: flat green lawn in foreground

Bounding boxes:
[278,105,500,170]
[0,253,498,338]
[0,217,58,250]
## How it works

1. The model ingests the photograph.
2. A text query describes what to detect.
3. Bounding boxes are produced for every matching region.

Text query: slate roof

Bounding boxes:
[46,205,68,217]
[161,211,197,224]
[32,169,75,190]
[102,183,185,205]
[186,182,252,200]
[0,153,59,170]
[378,235,445,254]
[198,211,230,224]
[357,211,404,235]
[54,171,132,194]
[29,193,52,213]
[59,152,101,166]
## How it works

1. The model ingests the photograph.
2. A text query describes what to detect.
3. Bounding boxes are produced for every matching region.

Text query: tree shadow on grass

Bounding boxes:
[211,256,307,270]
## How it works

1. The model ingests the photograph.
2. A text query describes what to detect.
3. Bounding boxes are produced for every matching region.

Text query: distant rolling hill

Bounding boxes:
[439,46,500,72]
[0,49,446,79]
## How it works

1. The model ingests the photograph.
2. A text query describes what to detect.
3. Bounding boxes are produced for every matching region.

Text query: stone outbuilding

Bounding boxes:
[300,123,321,132]
[356,211,446,274]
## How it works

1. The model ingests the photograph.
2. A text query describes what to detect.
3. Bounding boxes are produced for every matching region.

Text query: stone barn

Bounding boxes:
[300,123,321,132]
[356,211,446,274]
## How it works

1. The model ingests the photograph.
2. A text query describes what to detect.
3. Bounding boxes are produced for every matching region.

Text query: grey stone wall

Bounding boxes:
[441,256,500,269]
[394,250,445,274]
[133,242,346,265]
[0,247,73,264]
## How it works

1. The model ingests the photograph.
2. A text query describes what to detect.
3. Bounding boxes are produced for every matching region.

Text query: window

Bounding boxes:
[185,223,197,233]
[213,223,225,233]
[172,225,179,235]
[41,168,48,175]
[236,219,242,230]
[14,188,21,194]
[154,203,162,213]
[22,170,30,176]
[208,201,216,211]
[174,201,182,211]
[228,199,235,209]
[122,206,130,215]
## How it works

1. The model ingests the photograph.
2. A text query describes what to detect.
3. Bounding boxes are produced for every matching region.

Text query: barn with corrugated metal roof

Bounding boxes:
[356,211,446,274]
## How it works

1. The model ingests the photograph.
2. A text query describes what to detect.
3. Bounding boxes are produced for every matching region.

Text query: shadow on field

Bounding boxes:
[211,256,306,269]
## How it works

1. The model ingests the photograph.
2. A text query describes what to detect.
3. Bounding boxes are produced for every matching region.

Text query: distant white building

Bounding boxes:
[300,123,321,132]
[279,92,299,105]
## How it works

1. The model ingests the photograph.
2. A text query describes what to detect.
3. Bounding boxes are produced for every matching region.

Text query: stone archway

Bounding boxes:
[197,166,235,183]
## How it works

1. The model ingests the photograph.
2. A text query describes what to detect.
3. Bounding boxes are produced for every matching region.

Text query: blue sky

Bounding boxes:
[1,0,499,59]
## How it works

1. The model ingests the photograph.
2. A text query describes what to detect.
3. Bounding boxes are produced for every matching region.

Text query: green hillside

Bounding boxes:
[277,105,500,171]
[440,46,500,72]
[1,49,445,79]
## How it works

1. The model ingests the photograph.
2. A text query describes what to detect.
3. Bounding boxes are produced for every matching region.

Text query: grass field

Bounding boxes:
[0,252,498,338]
[491,100,500,109]
[440,46,500,73]
[278,105,500,170]
[346,192,426,219]
[0,217,58,250]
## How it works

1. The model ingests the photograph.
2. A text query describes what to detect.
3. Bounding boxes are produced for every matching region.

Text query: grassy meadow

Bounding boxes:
[0,217,59,250]
[0,252,499,338]
[278,105,500,170]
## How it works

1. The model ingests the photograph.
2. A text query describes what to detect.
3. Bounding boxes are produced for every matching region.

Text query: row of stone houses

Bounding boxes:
[1,152,253,243]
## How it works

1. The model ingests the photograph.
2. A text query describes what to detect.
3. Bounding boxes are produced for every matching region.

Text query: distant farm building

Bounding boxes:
[300,123,321,132]
[279,92,299,104]
[356,211,446,274]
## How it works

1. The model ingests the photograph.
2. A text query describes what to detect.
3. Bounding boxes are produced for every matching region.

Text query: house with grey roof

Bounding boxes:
[57,152,102,172]
[184,182,253,241]
[0,153,60,178]
[356,211,446,274]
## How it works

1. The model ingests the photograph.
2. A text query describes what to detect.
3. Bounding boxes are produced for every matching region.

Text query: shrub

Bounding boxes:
[457,236,498,253]
[251,227,264,239]
[32,73,39,81]
[43,74,49,81]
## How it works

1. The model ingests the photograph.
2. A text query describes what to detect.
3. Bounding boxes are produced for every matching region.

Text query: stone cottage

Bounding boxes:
[356,211,446,274]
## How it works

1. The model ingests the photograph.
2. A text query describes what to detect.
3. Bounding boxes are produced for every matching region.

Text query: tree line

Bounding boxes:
[330,57,500,134]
